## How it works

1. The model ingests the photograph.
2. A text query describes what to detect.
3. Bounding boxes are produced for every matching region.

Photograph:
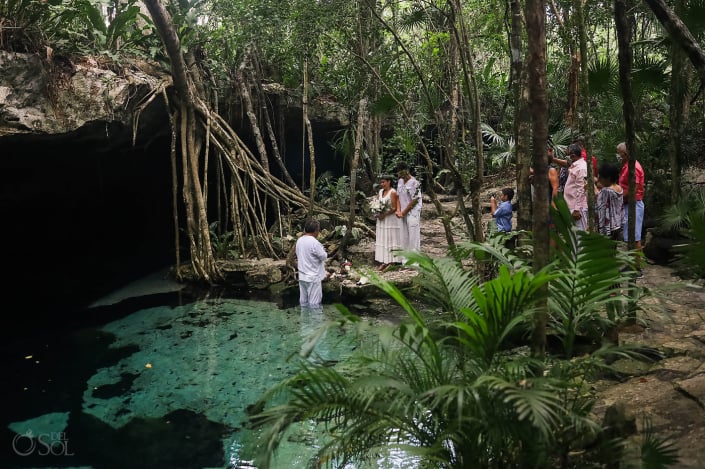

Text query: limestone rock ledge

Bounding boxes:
[0,51,170,137]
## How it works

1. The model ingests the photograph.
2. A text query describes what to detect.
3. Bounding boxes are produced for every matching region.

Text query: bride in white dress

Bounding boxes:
[374,176,401,269]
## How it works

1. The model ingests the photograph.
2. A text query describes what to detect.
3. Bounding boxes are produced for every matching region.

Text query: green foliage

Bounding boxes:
[588,56,619,97]
[314,173,356,212]
[0,0,52,52]
[44,0,156,59]
[248,220,662,467]
[632,56,669,97]
[249,265,584,467]
[659,187,705,278]
[481,123,515,171]
[638,416,680,469]
[209,221,238,259]
[548,198,636,357]
[454,266,549,364]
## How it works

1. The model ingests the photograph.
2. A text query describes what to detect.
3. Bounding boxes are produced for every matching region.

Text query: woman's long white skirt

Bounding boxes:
[375,215,402,263]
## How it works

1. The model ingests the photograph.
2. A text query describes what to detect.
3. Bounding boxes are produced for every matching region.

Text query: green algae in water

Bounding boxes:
[83,297,399,468]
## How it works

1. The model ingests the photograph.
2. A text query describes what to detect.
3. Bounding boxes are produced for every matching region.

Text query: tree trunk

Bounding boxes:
[445,0,475,242]
[667,0,688,203]
[237,53,269,172]
[143,0,219,282]
[615,0,638,324]
[144,1,340,280]
[576,0,596,232]
[303,59,317,213]
[526,0,549,356]
[340,98,367,255]
[245,49,300,188]
[451,0,484,243]
[566,48,580,127]
[509,0,532,233]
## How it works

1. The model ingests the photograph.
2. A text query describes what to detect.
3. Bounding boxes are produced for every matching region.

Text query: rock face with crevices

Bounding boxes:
[0,51,170,137]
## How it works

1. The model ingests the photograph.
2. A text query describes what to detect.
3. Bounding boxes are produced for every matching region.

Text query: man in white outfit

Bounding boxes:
[295,219,328,308]
[395,162,422,261]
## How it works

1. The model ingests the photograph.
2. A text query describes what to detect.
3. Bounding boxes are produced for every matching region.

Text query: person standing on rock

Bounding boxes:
[490,187,515,233]
[617,142,646,278]
[295,219,328,308]
[594,161,624,240]
[374,175,401,271]
[395,162,422,262]
[563,143,589,231]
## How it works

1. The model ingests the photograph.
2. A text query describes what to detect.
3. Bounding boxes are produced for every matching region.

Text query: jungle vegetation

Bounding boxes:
[3,0,704,278]
[2,0,704,466]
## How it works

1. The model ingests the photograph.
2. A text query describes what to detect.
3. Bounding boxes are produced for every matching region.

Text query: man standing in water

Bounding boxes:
[395,162,422,262]
[295,219,328,308]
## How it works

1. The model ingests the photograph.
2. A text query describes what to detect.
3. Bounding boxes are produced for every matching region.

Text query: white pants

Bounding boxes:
[399,213,421,263]
[299,280,323,308]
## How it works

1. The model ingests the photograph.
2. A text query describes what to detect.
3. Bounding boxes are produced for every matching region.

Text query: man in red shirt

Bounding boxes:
[617,142,645,277]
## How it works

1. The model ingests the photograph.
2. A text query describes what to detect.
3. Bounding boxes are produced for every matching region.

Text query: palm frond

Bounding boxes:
[395,250,479,316]
[455,266,552,364]
[639,416,680,468]
[632,56,669,97]
[481,122,506,147]
[674,212,705,278]
[548,126,574,157]
[453,234,529,273]
[475,374,564,439]
[588,56,619,97]
[548,198,635,356]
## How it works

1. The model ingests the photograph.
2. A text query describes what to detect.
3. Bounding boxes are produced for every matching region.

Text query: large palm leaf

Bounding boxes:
[454,265,553,364]
[394,250,479,317]
[548,198,635,356]
[250,268,586,467]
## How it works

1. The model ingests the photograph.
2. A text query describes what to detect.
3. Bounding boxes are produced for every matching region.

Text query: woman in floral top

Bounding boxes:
[595,162,624,240]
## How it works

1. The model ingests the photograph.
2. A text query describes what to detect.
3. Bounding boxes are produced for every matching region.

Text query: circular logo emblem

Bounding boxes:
[12,431,36,456]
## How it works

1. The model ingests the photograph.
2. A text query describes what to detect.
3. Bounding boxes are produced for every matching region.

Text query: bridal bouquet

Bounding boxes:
[369,197,391,215]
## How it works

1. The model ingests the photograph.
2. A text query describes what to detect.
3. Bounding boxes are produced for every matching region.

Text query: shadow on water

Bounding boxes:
[0,289,231,468]
[1,284,380,468]
[1,410,229,469]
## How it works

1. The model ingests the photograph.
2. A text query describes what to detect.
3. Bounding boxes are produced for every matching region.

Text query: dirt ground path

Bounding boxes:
[591,264,705,468]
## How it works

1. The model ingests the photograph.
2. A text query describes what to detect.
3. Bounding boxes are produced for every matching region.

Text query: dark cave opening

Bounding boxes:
[1,117,349,335]
[1,129,176,329]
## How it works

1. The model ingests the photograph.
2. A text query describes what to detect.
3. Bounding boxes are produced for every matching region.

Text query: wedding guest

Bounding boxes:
[595,162,624,240]
[617,142,646,278]
[563,143,589,230]
[490,188,514,233]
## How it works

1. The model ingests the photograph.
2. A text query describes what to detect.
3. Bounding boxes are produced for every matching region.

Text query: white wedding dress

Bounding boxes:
[375,188,401,264]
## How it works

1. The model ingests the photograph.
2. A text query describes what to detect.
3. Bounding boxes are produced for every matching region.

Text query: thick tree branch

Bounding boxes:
[142,0,193,102]
[643,0,705,85]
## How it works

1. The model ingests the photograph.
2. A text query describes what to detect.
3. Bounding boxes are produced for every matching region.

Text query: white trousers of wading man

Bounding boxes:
[399,212,421,263]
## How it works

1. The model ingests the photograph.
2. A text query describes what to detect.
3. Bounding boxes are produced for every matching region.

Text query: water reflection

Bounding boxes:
[1,290,396,468]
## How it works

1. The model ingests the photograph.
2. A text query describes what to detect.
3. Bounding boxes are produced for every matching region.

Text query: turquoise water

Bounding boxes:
[1,290,401,468]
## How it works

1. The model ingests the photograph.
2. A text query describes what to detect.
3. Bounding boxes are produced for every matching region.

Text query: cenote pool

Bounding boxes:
[1,285,406,469]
